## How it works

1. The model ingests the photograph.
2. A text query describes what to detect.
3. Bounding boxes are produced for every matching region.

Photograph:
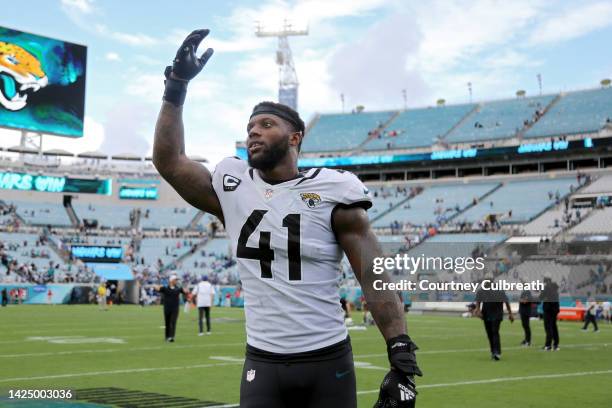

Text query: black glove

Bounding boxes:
[374,335,422,408]
[163,29,214,106]
[374,370,417,408]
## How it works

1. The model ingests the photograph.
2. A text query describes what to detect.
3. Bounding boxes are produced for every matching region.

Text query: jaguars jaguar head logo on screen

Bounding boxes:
[0,41,48,111]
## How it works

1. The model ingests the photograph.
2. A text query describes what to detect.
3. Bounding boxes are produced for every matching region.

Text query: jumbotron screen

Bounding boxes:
[0,26,86,137]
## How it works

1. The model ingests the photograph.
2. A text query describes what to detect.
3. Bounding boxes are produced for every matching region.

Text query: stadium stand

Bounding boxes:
[139,238,200,266]
[372,182,499,228]
[139,207,198,230]
[362,104,476,150]
[579,174,612,194]
[568,207,612,234]
[524,87,612,138]
[455,177,577,224]
[72,203,133,229]
[506,260,572,284]
[0,232,65,276]
[522,207,590,236]
[368,186,413,218]
[445,95,555,143]
[9,200,72,227]
[301,110,396,152]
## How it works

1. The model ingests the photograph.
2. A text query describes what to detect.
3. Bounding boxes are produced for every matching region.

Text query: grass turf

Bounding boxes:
[0,305,610,407]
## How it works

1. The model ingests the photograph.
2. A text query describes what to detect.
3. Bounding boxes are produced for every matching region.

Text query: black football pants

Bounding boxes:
[239,349,357,407]
[164,307,179,339]
[520,313,531,343]
[483,318,502,355]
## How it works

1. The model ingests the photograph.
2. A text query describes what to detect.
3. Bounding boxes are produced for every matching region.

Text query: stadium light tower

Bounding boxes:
[537,73,542,96]
[255,20,308,110]
[467,82,473,103]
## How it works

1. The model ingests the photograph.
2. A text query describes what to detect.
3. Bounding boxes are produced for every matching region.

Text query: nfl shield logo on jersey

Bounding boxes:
[264,189,274,200]
[246,369,256,382]
[300,192,321,209]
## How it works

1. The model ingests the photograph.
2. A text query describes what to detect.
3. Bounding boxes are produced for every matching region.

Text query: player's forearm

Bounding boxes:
[361,270,406,341]
[153,102,186,176]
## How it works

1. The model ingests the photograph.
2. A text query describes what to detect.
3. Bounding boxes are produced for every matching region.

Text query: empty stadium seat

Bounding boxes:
[363,104,476,150]
[525,88,612,138]
[456,178,576,223]
[373,182,499,227]
[445,95,555,143]
[139,207,197,230]
[569,207,612,234]
[302,111,396,152]
[9,201,72,227]
[73,203,133,228]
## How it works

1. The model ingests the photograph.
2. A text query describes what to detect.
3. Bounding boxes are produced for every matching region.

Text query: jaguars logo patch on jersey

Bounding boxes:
[300,192,322,209]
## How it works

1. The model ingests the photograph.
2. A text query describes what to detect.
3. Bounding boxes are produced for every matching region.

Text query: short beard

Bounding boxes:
[248,137,289,171]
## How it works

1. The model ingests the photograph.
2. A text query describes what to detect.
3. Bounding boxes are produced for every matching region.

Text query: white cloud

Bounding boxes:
[61,0,95,15]
[99,102,155,156]
[328,12,428,110]
[42,115,105,154]
[105,52,121,62]
[528,2,612,45]
[95,24,158,47]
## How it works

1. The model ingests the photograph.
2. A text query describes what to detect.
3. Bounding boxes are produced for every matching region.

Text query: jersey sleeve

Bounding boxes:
[211,156,248,197]
[331,170,372,210]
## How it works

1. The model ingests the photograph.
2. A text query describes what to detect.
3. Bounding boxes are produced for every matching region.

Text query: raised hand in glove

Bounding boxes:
[374,335,422,408]
[163,29,214,106]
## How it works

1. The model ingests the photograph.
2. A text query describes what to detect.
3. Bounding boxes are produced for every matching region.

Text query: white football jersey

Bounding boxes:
[212,157,371,353]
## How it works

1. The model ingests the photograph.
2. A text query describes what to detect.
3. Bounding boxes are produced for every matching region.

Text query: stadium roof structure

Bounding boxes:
[7,145,38,154]
[111,152,142,161]
[43,148,74,157]
[77,150,108,159]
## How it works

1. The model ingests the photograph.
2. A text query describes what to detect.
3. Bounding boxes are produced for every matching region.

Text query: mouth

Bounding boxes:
[0,72,47,111]
[248,141,265,154]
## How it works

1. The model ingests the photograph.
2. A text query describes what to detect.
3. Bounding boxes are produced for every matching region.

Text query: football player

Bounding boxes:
[153,29,421,408]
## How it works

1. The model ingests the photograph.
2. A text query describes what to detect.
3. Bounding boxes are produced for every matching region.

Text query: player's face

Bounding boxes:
[246,114,292,170]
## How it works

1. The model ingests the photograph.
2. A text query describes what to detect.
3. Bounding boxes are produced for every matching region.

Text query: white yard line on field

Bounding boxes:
[0,362,244,383]
[353,342,610,359]
[356,369,612,395]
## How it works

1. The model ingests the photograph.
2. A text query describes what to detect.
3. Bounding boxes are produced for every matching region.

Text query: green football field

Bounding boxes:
[0,305,610,408]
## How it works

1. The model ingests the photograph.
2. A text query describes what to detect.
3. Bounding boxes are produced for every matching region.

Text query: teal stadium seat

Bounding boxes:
[364,104,476,150]
[456,178,576,224]
[302,111,396,152]
[525,88,612,138]
[372,182,499,227]
[445,95,555,143]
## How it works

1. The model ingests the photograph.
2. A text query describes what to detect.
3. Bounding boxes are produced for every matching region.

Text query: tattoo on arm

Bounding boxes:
[333,205,406,341]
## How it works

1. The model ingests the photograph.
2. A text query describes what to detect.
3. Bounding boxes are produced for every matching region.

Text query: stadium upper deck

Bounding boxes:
[302,86,612,155]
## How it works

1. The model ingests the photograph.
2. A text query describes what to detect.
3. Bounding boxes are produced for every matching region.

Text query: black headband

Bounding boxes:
[250,106,304,133]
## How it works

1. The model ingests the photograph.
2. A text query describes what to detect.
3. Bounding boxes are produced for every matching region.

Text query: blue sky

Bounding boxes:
[1,0,611,165]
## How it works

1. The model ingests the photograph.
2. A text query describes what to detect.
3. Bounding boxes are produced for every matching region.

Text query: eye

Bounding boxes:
[263,121,272,128]
[5,55,18,65]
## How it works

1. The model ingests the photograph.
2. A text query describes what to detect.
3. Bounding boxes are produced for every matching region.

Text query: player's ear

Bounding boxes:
[289,131,302,149]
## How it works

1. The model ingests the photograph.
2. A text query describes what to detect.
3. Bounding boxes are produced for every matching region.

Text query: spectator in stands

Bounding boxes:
[539,277,560,351]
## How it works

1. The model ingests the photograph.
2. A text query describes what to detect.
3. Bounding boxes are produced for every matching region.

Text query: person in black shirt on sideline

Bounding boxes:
[539,277,560,351]
[475,280,514,361]
[519,290,534,346]
[154,274,187,342]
